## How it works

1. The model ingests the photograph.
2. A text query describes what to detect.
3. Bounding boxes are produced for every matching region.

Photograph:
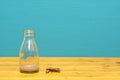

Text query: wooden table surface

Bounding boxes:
[0,57,120,80]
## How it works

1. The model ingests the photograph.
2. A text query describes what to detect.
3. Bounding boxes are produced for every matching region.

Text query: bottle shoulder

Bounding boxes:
[20,38,38,51]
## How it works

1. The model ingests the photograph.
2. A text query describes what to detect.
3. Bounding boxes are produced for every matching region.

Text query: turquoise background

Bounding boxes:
[0,0,120,57]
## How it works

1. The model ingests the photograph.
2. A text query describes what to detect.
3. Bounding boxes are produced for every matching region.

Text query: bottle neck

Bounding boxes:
[24,36,34,39]
[24,30,35,38]
[24,33,34,37]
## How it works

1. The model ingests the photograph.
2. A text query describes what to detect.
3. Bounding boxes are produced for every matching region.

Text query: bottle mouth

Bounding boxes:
[24,30,34,37]
[24,30,34,33]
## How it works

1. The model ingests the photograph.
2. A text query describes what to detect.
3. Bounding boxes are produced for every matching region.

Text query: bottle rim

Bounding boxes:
[24,30,34,34]
[24,30,35,37]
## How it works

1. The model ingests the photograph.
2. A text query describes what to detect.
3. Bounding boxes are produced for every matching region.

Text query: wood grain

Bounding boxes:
[0,57,120,80]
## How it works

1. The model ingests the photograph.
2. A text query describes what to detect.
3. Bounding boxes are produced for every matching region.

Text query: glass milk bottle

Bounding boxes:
[19,30,39,73]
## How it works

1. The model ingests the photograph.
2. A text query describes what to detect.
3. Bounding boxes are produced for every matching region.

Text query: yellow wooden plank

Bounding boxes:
[0,57,120,80]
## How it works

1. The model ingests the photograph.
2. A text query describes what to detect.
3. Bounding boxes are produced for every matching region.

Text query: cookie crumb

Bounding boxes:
[46,67,61,73]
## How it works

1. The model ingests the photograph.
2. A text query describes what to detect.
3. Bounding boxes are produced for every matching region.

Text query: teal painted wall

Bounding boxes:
[0,0,120,57]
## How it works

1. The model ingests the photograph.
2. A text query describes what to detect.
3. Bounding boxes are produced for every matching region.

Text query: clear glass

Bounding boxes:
[19,30,39,73]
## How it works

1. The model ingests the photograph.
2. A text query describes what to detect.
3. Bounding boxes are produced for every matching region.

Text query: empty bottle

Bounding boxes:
[19,30,39,73]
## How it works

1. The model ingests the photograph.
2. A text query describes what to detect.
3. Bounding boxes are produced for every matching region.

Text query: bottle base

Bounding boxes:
[20,65,39,73]
[20,70,39,73]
